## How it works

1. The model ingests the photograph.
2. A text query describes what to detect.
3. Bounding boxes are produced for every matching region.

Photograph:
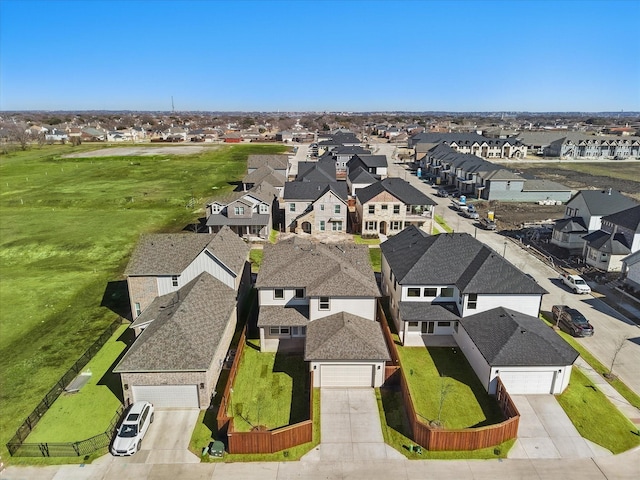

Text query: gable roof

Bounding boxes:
[256,238,379,297]
[283,181,348,202]
[570,189,638,216]
[554,217,587,233]
[125,226,248,276]
[242,164,286,187]
[460,307,578,367]
[114,273,236,372]
[296,157,336,182]
[304,312,390,361]
[357,178,437,206]
[350,154,388,168]
[381,226,547,295]
[583,230,631,254]
[348,166,379,185]
[247,154,289,171]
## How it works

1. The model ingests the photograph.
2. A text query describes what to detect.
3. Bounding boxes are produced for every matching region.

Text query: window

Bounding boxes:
[440,287,454,297]
[172,275,178,287]
[407,288,421,297]
[211,204,221,213]
[365,221,377,230]
[259,204,268,214]
[334,204,341,214]
[381,204,388,211]
[467,293,478,309]
[289,203,295,212]
[368,205,375,214]
[393,205,400,214]
[295,288,304,299]
[269,326,290,336]
[423,288,437,297]
[134,302,141,317]
[234,206,245,215]
[320,220,325,231]
[391,221,401,230]
[274,288,284,299]
[320,204,325,211]
[408,322,419,327]
[332,221,343,231]
[319,297,330,310]
[437,321,451,327]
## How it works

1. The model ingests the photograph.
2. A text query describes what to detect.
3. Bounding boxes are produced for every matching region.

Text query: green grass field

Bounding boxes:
[0,143,286,461]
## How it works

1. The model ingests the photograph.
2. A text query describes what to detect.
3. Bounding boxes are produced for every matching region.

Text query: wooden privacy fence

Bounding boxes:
[378,299,520,451]
[216,327,314,454]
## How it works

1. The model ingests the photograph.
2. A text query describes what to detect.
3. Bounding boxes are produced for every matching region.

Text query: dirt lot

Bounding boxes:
[472,201,564,230]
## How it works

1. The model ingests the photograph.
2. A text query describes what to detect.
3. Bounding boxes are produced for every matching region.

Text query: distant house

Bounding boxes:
[582,205,640,272]
[331,146,371,179]
[283,182,348,234]
[206,184,278,240]
[410,132,527,159]
[255,238,389,387]
[551,189,638,254]
[546,133,640,159]
[356,178,436,236]
[621,250,640,292]
[45,129,68,142]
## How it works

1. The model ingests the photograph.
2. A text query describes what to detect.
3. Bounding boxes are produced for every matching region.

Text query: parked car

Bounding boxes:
[479,217,497,230]
[552,305,594,337]
[436,188,450,197]
[111,401,154,456]
[559,272,591,294]
[463,204,479,219]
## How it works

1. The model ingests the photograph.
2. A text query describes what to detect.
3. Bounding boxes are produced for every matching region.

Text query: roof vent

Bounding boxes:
[607,187,612,195]
[520,329,527,334]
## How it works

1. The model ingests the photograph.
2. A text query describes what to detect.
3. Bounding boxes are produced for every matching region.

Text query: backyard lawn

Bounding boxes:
[368,247,381,272]
[0,143,286,462]
[229,345,310,432]
[397,347,504,429]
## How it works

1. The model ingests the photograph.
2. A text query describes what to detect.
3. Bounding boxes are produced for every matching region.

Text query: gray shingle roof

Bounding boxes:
[602,205,640,231]
[255,238,379,297]
[583,231,630,254]
[522,179,571,192]
[572,190,638,216]
[381,226,547,295]
[460,307,578,367]
[348,166,379,185]
[350,154,388,168]
[247,154,289,170]
[357,178,437,206]
[399,302,460,321]
[296,157,336,181]
[304,312,390,361]
[125,226,248,277]
[114,273,236,372]
[242,164,286,186]
[257,305,310,327]
[554,217,587,233]
[283,181,348,202]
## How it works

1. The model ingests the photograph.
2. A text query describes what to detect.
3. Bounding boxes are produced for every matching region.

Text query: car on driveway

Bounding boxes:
[111,401,154,456]
[552,305,594,337]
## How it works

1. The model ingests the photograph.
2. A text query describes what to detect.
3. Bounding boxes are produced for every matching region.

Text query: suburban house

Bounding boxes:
[347,165,379,196]
[380,226,547,345]
[422,143,570,202]
[356,178,437,236]
[551,189,638,254]
[241,165,286,195]
[255,238,390,387]
[582,205,640,272]
[282,181,348,234]
[331,145,372,179]
[296,155,338,182]
[246,154,289,177]
[621,249,640,292]
[317,132,362,154]
[115,227,250,409]
[205,183,278,240]
[410,132,528,159]
[454,307,578,395]
[347,154,388,178]
[124,227,250,320]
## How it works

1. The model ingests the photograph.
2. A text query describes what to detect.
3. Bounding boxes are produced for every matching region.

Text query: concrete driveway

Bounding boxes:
[97,409,200,466]
[509,395,612,459]
[302,388,404,462]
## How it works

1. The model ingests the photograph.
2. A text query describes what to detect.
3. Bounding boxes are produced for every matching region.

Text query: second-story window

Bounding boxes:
[334,204,340,214]
[468,293,478,309]
[393,205,400,214]
[381,204,388,211]
[295,288,304,299]
[289,203,295,212]
[172,275,179,287]
[274,288,284,299]
[234,206,244,215]
[368,205,375,214]
[319,297,330,310]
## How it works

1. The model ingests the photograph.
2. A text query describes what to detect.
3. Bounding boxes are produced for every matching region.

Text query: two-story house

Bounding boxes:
[582,205,640,272]
[551,189,638,254]
[282,182,348,234]
[380,226,547,346]
[205,183,278,240]
[356,178,436,237]
[241,165,286,196]
[255,238,389,387]
[246,154,289,176]
[347,154,388,179]
[115,228,250,409]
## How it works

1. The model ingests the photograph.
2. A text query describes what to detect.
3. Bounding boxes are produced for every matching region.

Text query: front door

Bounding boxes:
[380,221,387,235]
[421,322,435,334]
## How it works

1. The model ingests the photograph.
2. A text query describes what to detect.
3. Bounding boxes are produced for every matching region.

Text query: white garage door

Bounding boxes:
[499,371,555,394]
[320,364,373,387]
[132,385,199,408]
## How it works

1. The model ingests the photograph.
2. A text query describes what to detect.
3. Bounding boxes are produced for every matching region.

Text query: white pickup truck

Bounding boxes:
[559,272,591,294]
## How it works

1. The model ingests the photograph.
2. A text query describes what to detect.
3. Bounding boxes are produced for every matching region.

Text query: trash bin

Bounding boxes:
[208,440,225,458]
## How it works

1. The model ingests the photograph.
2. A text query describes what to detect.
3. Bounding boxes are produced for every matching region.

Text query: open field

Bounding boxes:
[0,143,286,462]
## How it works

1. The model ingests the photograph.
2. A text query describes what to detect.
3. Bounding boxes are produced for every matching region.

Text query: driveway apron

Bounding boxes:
[508,395,612,459]
[302,388,404,462]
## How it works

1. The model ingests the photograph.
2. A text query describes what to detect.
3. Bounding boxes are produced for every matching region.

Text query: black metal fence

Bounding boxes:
[6,318,125,456]
[8,405,124,457]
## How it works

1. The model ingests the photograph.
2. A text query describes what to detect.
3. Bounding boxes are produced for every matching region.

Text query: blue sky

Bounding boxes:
[1,0,638,112]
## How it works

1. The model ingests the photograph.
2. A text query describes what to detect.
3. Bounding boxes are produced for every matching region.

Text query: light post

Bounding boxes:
[503,241,507,258]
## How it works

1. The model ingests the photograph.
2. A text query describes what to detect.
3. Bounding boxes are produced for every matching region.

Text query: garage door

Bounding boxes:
[320,364,373,387]
[499,371,555,394]
[132,385,199,408]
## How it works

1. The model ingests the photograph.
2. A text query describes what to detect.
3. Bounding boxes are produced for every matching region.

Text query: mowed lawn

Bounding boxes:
[229,345,309,432]
[397,347,504,429]
[0,143,286,460]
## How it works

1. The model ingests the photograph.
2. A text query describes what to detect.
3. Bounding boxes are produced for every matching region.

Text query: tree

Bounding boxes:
[10,126,30,151]
[605,335,629,379]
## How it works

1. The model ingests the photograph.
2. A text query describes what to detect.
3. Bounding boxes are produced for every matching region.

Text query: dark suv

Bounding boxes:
[552,305,594,337]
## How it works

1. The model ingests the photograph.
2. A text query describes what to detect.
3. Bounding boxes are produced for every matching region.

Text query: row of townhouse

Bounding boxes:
[410,132,528,160]
[421,143,571,202]
[550,189,640,272]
